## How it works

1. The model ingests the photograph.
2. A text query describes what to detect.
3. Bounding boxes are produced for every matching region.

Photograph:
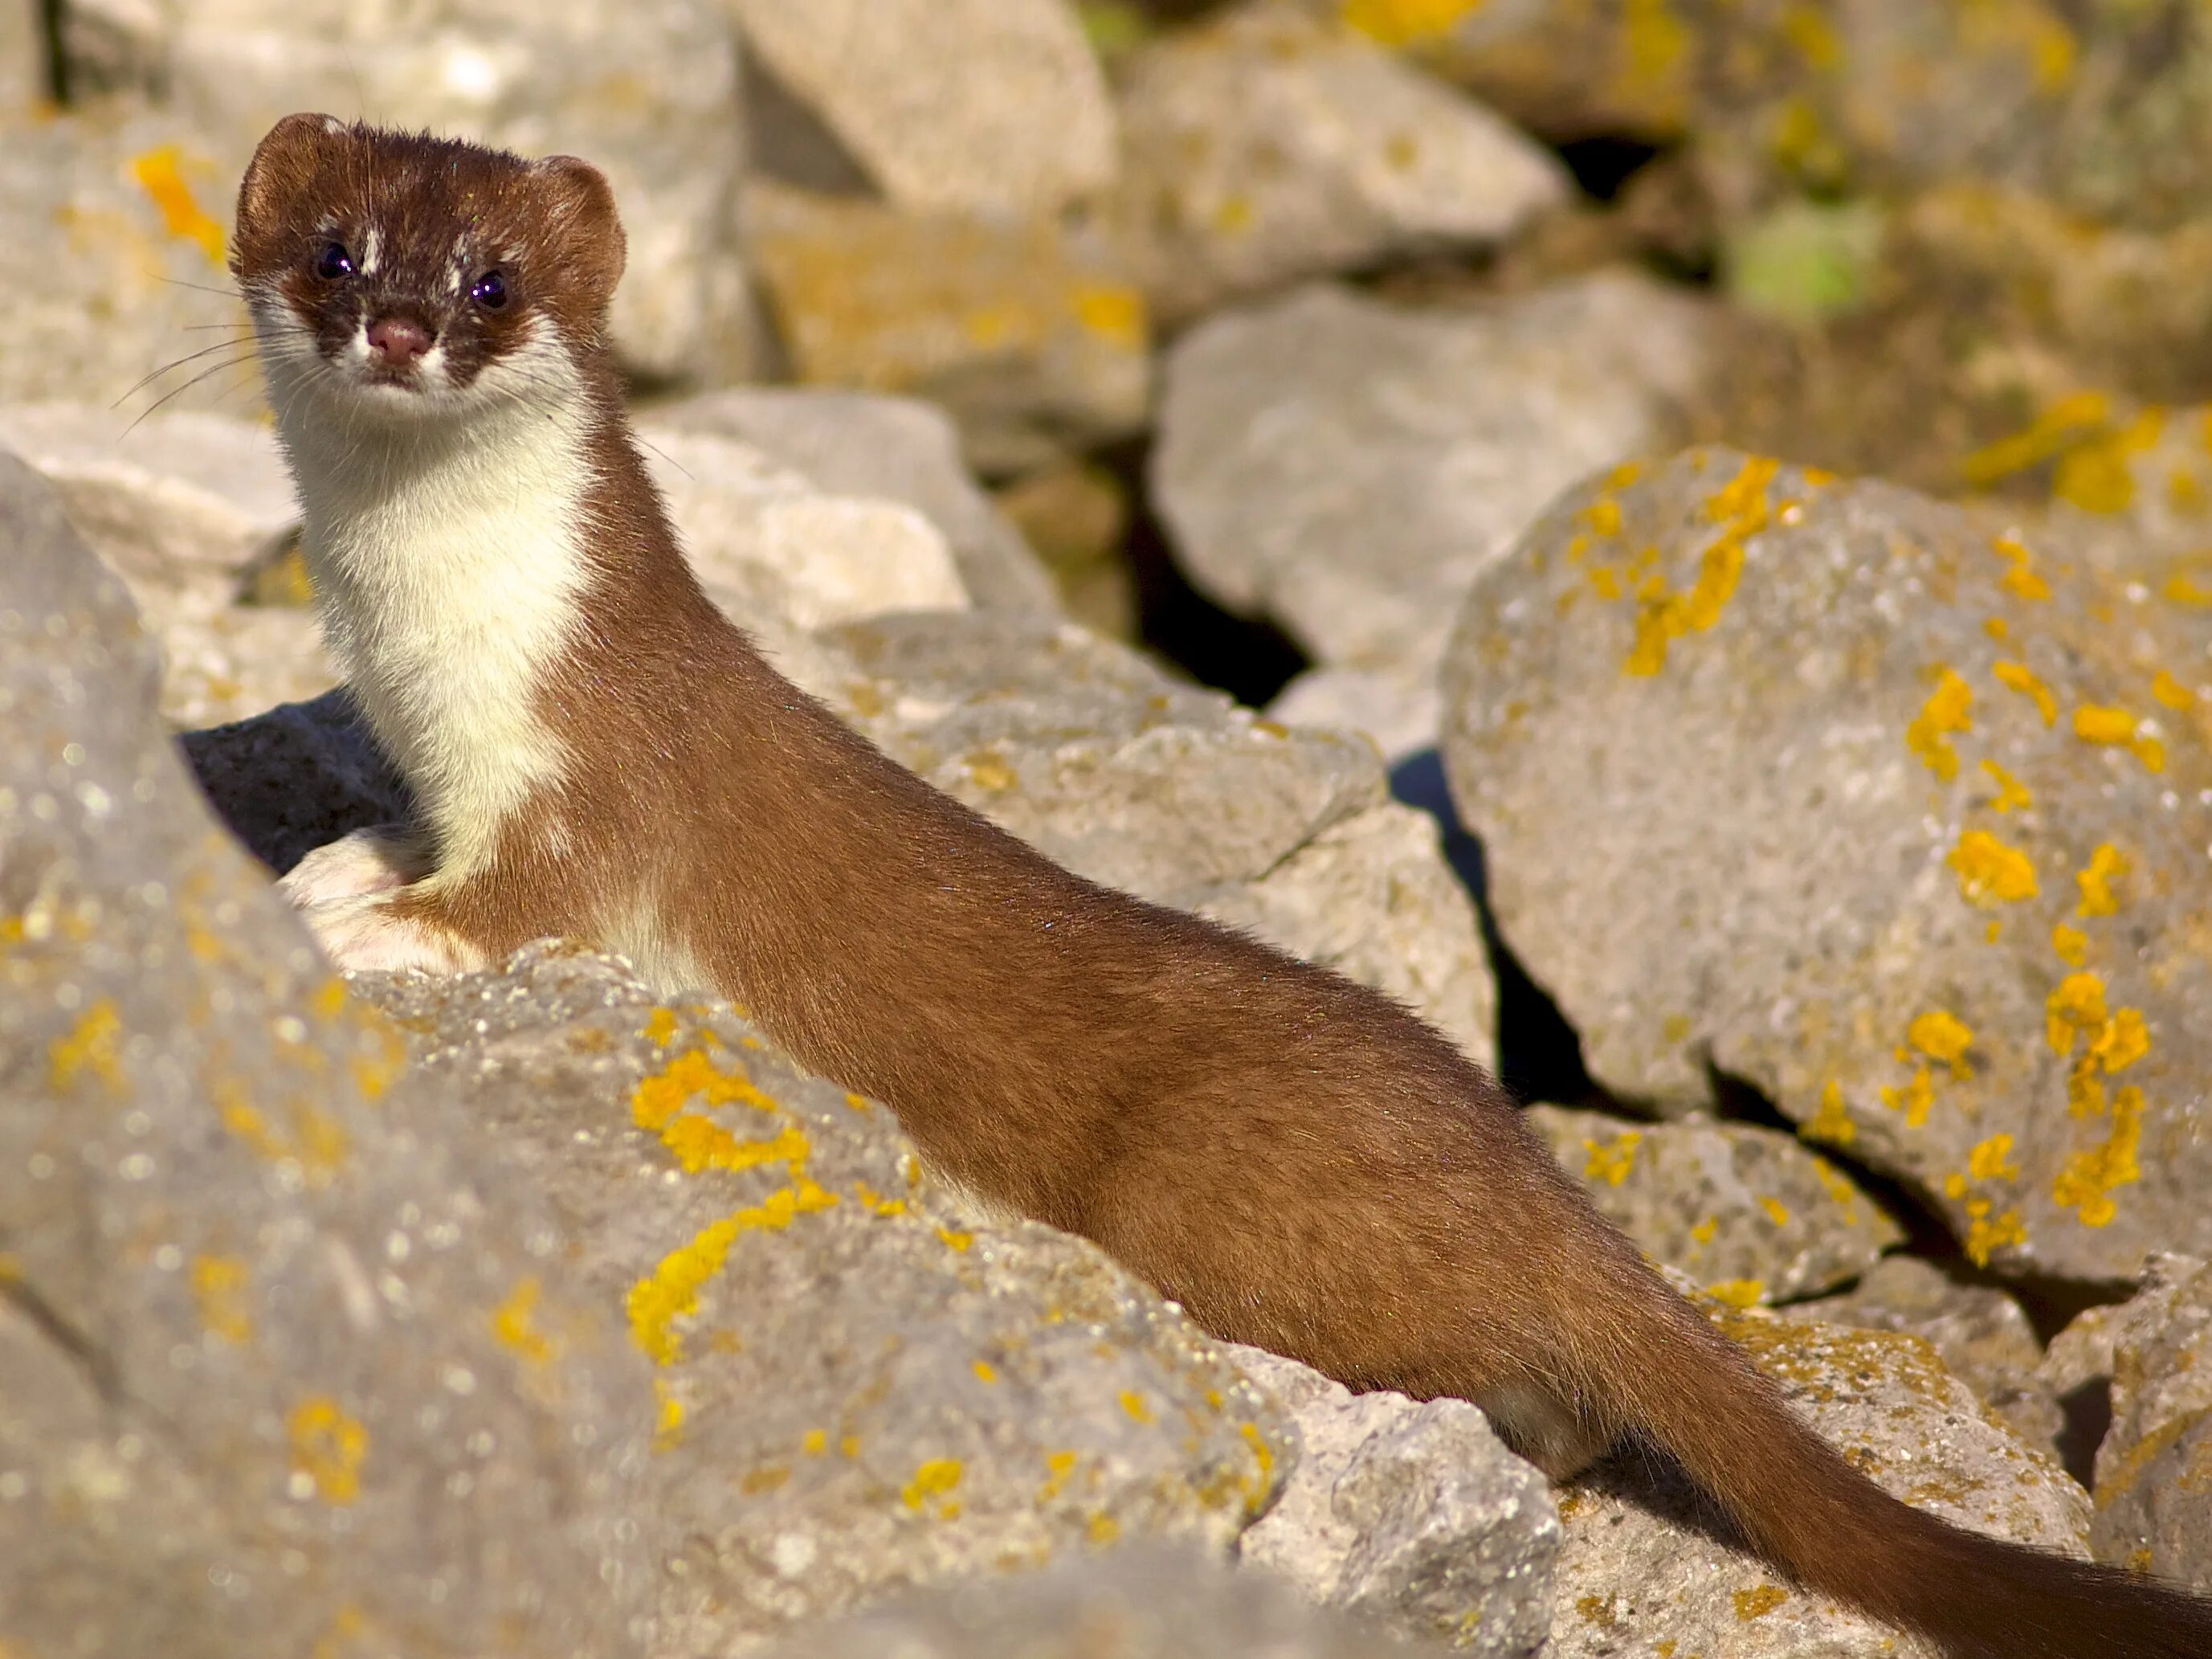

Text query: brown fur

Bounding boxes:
[237,118,2212,1659]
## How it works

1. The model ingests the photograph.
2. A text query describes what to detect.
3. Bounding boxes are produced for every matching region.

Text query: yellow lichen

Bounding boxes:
[2074,705,2163,771]
[1338,0,1482,47]
[2075,843,2130,917]
[2053,409,2164,515]
[132,144,227,266]
[48,999,124,1093]
[654,1379,685,1449]
[802,1428,828,1456]
[1964,1199,2029,1266]
[1120,1390,1154,1424]
[626,1179,841,1364]
[190,1254,252,1344]
[1980,758,2032,812]
[1708,1279,1766,1309]
[1990,534,2053,602]
[1088,1511,1121,1545]
[973,1360,999,1384]
[1581,1129,1643,1187]
[1906,668,1974,779]
[1880,1065,1937,1128]
[288,1395,369,1504]
[1039,1449,1080,1502]
[1908,1010,1976,1078]
[2152,671,2194,710]
[2051,1085,2144,1227]
[1734,1583,1789,1621]
[492,1277,554,1366]
[2051,922,2089,966]
[1690,1216,1720,1244]
[632,1049,779,1130]
[2047,972,2108,1055]
[1967,1134,2020,1182]
[1070,284,1145,351]
[1993,660,2059,726]
[1759,1197,1790,1228]
[1805,1079,1855,1146]
[1948,830,2039,907]
[936,1225,973,1252]
[2165,574,2212,607]
[1960,390,2110,486]
[901,1457,964,1513]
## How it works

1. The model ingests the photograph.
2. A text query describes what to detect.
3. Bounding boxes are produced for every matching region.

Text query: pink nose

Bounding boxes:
[366,316,432,367]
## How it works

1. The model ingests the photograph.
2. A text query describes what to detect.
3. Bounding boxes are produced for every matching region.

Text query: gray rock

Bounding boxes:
[144,586,338,729]
[0,107,255,408]
[1550,1303,2090,1659]
[1226,1345,1557,1656]
[2,0,37,108]
[1442,449,2212,1281]
[61,0,753,383]
[352,946,1288,1651]
[1112,2,1566,325]
[1774,1256,2063,1456]
[1154,274,1710,691]
[0,404,293,587]
[1267,664,1441,767]
[0,454,655,1657]
[179,687,407,876]
[641,429,972,631]
[2087,1254,2212,1588]
[826,611,1496,1064]
[749,1542,1454,1658]
[745,180,1152,476]
[645,388,1061,615]
[724,0,1116,217]
[1525,1105,1903,1307]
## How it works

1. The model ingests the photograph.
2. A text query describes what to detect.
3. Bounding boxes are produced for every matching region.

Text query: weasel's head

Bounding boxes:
[232,114,626,422]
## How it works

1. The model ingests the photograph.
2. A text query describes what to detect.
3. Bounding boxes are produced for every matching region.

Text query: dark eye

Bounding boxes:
[471,270,507,309]
[315,242,354,280]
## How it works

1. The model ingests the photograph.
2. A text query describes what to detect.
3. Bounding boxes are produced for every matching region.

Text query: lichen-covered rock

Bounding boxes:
[1111,2,1565,325]
[826,611,1496,1064]
[145,587,338,729]
[745,181,1151,474]
[1526,1105,1902,1307]
[1226,1345,1557,1656]
[1154,274,1709,692]
[0,454,655,1658]
[1442,448,2212,1281]
[640,429,971,631]
[2086,1254,2212,1589]
[749,1543,1454,1659]
[353,946,1288,1650]
[0,108,254,407]
[1775,1256,2062,1456]
[646,388,1061,615]
[1549,1305,2090,1659]
[724,0,1115,218]
[61,0,752,382]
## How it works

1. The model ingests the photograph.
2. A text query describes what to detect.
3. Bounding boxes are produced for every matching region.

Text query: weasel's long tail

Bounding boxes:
[1565,1255,2212,1659]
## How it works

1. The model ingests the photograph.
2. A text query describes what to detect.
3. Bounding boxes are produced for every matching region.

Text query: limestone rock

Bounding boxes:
[1526,1105,1903,1307]
[724,0,1115,218]
[145,589,337,729]
[1113,2,1565,325]
[1549,1306,2090,1659]
[353,946,1288,1650]
[1226,1345,1557,1656]
[825,611,1496,1064]
[1775,1256,2062,1455]
[746,181,1151,475]
[61,0,752,382]
[1442,448,2212,1281]
[1267,664,1441,768]
[641,430,971,632]
[0,108,254,408]
[1154,274,1710,692]
[646,388,1060,615]
[748,1543,1454,1658]
[0,453,655,1659]
[2087,1254,2212,1589]
[0,404,292,587]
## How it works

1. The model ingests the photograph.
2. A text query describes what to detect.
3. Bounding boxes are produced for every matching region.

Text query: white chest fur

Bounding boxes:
[273,364,595,882]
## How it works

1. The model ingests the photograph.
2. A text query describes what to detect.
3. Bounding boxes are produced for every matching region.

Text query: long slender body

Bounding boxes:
[235,116,2212,1659]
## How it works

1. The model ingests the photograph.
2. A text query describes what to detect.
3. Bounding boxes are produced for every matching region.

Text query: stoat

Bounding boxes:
[232,116,2212,1659]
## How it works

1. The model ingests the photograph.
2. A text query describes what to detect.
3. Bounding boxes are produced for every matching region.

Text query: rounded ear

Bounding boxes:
[534,154,626,310]
[236,113,344,264]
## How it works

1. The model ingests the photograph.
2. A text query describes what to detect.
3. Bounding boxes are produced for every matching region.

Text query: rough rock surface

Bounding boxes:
[61,0,753,382]
[1226,1345,1557,1656]
[0,108,254,408]
[0,454,655,1658]
[724,0,1115,218]
[1443,449,2212,1281]
[2086,1254,2212,1588]
[1550,1304,2090,1659]
[749,1543,1452,1658]
[2,0,37,108]
[353,947,1288,1650]
[1776,1256,2062,1455]
[746,181,1151,474]
[1155,274,1710,688]
[646,388,1061,615]
[826,611,1497,1064]
[640,429,971,631]
[1527,1105,1902,1306]
[1112,2,1565,324]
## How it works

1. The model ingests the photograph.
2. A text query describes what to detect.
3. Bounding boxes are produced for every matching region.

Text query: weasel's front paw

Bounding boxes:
[293,891,488,976]
[279,825,431,911]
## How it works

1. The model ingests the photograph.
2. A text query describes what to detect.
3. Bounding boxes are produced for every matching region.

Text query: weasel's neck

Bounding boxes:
[278,386,601,879]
